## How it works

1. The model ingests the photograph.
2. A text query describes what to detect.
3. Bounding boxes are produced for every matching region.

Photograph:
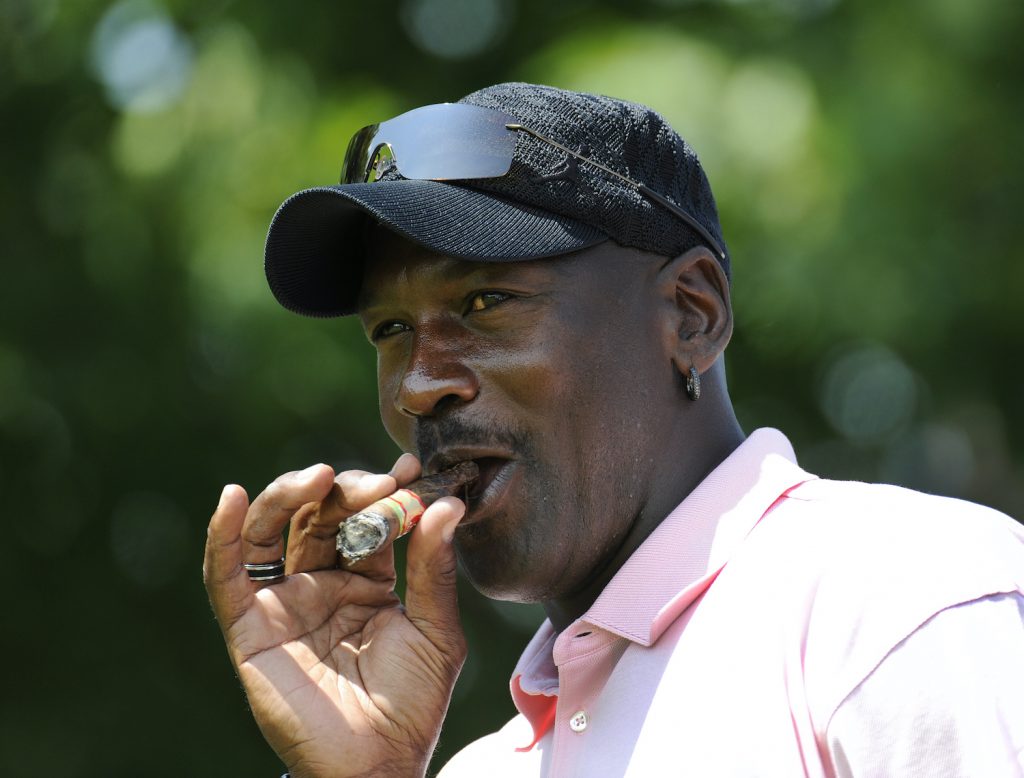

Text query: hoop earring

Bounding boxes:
[686,365,701,401]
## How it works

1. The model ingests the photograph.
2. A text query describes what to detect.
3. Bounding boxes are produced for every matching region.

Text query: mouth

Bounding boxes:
[427,452,517,523]
[466,457,508,500]
[463,456,517,522]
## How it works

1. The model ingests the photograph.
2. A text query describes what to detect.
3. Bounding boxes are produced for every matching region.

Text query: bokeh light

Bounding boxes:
[401,0,513,60]
[90,0,193,113]
[881,423,976,496]
[819,343,918,445]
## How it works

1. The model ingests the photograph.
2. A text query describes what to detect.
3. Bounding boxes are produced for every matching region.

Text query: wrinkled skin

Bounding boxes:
[204,234,740,776]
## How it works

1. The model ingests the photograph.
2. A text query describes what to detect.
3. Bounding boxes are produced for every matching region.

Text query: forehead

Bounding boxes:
[356,226,619,311]
[353,229,680,346]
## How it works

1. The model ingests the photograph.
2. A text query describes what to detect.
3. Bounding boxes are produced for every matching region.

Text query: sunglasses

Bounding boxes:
[342,103,727,262]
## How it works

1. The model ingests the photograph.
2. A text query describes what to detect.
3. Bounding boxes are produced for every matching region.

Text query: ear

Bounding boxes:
[656,246,733,378]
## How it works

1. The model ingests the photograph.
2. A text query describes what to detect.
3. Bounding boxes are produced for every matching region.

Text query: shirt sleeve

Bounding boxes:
[826,592,1024,778]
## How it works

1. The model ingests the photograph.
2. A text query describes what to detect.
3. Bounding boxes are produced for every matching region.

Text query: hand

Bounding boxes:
[203,455,468,778]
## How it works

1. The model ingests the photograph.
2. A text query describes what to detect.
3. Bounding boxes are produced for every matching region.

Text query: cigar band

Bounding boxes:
[381,489,428,536]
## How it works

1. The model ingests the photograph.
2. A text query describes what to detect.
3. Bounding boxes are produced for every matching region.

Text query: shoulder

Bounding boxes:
[787,476,1019,530]
[773,478,1024,589]
[743,479,1024,718]
[824,592,1024,776]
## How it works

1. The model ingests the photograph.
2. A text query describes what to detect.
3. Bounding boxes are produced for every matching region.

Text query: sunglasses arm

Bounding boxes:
[363,141,397,183]
[505,123,726,262]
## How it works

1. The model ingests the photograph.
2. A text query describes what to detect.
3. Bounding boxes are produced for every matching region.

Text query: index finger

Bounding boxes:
[284,469,396,574]
[338,453,423,581]
[286,454,423,578]
[241,464,336,568]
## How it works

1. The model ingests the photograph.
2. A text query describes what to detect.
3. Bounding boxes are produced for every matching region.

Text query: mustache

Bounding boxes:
[415,415,532,468]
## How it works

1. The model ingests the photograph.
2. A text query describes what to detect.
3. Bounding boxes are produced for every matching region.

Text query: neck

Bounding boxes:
[542,390,745,633]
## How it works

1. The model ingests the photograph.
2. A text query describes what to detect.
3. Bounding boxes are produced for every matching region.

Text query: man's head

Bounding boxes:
[264,83,739,613]
[357,228,733,607]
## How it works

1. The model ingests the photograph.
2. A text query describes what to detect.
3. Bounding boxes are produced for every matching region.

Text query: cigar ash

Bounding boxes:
[337,512,389,562]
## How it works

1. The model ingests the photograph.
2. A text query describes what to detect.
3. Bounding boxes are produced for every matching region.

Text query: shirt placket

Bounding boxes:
[550,625,627,777]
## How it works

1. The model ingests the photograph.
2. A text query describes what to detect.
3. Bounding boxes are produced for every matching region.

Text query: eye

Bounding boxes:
[372,320,410,341]
[468,291,511,312]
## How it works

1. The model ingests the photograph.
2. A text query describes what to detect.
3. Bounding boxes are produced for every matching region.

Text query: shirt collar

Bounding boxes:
[581,428,813,646]
[512,427,813,683]
[508,429,815,743]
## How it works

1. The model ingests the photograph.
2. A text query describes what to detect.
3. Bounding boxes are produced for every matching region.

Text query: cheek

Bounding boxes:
[376,355,412,449]
[545,319,664,489]
[485,325,581,413]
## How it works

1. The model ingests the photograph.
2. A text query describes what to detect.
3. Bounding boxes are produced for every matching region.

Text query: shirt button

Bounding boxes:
[569,710,589,733]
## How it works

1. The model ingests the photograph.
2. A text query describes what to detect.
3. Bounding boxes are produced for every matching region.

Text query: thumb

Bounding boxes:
[403,496,467,657]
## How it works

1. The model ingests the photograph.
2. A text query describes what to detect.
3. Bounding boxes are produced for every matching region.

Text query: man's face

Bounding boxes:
[358,231,679,603]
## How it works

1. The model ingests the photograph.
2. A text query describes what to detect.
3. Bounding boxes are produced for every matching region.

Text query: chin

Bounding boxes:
[453,527,557,604]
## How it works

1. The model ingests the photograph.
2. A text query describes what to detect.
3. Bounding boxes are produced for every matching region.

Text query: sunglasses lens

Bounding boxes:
[342,124,381,183]
[341,103,518,184]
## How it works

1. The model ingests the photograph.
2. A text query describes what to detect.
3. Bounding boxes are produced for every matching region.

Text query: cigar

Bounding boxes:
[336,461,479,563]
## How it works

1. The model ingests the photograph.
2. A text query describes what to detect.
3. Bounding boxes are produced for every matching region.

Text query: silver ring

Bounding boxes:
[243,557,286,582]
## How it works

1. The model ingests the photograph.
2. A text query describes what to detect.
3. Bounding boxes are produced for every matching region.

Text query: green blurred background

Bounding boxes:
[2,0,1022,774]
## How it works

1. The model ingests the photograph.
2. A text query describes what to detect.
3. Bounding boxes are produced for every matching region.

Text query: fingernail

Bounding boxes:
[298,464,324,482]
[359,473,393,490]
[441,519,459,544]
[218,485,232,508]
[387,452,417,478]
[441,501,466,544]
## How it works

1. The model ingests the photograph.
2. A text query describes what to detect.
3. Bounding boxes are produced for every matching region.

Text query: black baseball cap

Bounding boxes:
[264,82,729,318]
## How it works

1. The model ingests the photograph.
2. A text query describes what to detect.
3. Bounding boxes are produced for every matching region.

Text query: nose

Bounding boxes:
[395,334,480,417]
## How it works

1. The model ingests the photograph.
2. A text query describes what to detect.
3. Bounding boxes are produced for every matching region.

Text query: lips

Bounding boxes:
[467,457,507,500]
[463,458,518,522]
[425,451,517,523]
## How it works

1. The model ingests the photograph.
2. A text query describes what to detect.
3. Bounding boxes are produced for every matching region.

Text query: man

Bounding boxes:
[203,83,1024,776]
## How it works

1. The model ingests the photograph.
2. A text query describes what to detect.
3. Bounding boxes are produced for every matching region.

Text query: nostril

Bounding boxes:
[433,393,467,414]
[397,388,474,418]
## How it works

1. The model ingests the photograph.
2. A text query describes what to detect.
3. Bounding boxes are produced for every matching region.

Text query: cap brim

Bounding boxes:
[264,180,608,318]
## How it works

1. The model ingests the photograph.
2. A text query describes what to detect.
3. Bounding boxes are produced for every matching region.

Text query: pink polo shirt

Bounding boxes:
[439,428,1024,777]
